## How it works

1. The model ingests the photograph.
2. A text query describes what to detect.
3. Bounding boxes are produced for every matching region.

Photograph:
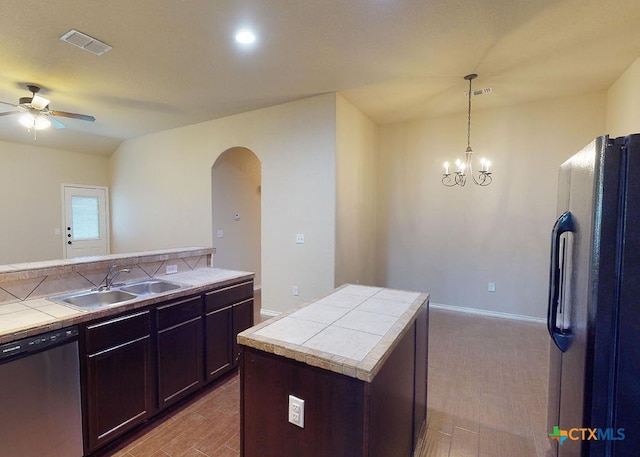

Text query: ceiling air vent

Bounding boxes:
[60,29,112,56]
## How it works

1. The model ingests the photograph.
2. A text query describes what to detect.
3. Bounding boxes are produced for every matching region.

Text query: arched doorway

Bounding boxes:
[211,147,262,310]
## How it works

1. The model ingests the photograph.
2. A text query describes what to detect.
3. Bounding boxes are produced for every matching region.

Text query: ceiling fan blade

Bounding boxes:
[0,110,21,117]
[50,110,95,122]
[49,115,67,129]
[31,94,50,110]
[0,100,18,108]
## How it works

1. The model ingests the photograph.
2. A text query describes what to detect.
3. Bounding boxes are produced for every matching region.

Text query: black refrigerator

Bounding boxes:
[547,134,640,456]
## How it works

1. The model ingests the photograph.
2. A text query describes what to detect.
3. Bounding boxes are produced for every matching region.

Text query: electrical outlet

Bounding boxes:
[292,286,299,296]
[488,282,496,292]
[296,233,305,244]
[288,395,305,428]
[166,264,178,274]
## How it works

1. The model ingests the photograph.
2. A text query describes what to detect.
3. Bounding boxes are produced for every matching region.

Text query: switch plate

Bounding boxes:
[288,395,305,428]
[488,282,496,292]
[166,264,178,274]
[292,286,299,296]
[296,233,305,244]
[216,229,224,238]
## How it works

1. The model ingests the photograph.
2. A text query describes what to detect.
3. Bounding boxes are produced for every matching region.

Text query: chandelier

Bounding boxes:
[442,73,492,187]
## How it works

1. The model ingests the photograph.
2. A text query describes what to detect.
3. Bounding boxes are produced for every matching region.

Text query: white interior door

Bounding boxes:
[63,185,110,258]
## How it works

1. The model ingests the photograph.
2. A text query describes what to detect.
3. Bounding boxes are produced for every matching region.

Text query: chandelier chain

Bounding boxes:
[467,76,472,150]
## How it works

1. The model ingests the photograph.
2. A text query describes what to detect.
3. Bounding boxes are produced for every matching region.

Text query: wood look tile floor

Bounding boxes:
[421,309,552,457]
[102,309,551,457]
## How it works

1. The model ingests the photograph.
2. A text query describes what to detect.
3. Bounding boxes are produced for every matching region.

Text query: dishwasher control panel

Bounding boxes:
[0,326,79,361]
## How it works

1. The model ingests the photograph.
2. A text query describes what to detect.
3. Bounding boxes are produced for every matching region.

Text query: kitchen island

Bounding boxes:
[238,284,429,457]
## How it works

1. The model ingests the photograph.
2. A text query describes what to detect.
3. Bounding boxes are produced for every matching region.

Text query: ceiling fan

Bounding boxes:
[0,84,95,132]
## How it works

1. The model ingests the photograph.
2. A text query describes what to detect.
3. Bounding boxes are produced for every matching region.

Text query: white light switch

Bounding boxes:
[292,286,299,296]
[216,229,224,238]
[488,282,496,292]
[288,395,305,428]
[296,234,305,244]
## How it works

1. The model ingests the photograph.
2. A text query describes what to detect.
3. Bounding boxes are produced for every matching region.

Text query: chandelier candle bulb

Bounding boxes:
[444,162,449,175]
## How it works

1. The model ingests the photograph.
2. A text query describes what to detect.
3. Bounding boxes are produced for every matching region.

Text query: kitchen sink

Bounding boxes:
[119,280,183,296]
[50,278,188,311]
[55,290,138,310]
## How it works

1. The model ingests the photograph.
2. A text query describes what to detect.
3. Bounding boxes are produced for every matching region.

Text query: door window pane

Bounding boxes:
[71,196,100,240]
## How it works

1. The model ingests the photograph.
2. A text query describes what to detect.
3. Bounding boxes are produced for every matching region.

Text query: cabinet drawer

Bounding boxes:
[157,295,203,331]
[85,311,151,354]
[205,281,253,312]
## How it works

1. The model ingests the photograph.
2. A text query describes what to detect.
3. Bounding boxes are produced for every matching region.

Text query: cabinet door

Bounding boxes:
[232,299,254,366]
[157,317,203,409]
[157,296,203,409]
[86,336,153,452]
[205,305,233,382]
[85,311,154,453]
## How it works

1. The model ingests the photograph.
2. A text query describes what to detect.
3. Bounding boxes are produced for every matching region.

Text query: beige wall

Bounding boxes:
[211,147,262,287]
[109,94,337,314]
[0,140,109,264]
[607,56,640,137]
[376,92,606,319]
[335,95,378,287]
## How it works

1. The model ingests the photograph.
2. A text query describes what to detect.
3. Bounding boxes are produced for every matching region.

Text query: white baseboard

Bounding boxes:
[260,308,280,318]
[429,302,546,324]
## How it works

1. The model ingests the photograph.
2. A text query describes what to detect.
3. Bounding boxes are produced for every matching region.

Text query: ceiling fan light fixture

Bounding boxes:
[30,94,50,110]
[19,113,51,130]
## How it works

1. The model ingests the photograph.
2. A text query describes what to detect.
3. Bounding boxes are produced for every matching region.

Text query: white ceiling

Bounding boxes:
[1,0,640,156]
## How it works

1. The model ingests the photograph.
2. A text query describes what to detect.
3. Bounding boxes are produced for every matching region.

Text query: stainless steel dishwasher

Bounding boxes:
[0,326,83,457]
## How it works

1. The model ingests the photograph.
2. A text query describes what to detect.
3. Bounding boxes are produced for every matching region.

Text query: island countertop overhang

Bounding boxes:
[237,283,429,382]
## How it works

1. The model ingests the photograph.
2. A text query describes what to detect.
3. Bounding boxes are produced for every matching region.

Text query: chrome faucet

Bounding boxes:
[105,265,130,289]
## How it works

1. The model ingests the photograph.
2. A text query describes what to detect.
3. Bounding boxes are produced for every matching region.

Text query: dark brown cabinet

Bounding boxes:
[205,280,254,378]
[81,277,254,454]
[157,295,203,409]
[205,304,233,381]
[232,298,254,366]
[240,300,428,457]
[84,310,155,454]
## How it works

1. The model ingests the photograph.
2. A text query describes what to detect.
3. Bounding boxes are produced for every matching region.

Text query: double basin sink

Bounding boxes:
[51,279,187,311]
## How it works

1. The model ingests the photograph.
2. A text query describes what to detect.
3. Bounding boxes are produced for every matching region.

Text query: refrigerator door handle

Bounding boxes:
[547,211,573,352]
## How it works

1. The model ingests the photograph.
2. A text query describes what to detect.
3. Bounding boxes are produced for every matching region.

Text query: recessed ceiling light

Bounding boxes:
[235,29,256,45]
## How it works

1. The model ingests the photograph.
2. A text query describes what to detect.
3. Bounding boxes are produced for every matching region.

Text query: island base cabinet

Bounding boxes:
[240,302,428,457]
[241,348,366,457]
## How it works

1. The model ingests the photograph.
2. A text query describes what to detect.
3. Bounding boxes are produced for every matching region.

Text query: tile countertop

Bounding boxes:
[0,268,254,343]
[237,284,429,382]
